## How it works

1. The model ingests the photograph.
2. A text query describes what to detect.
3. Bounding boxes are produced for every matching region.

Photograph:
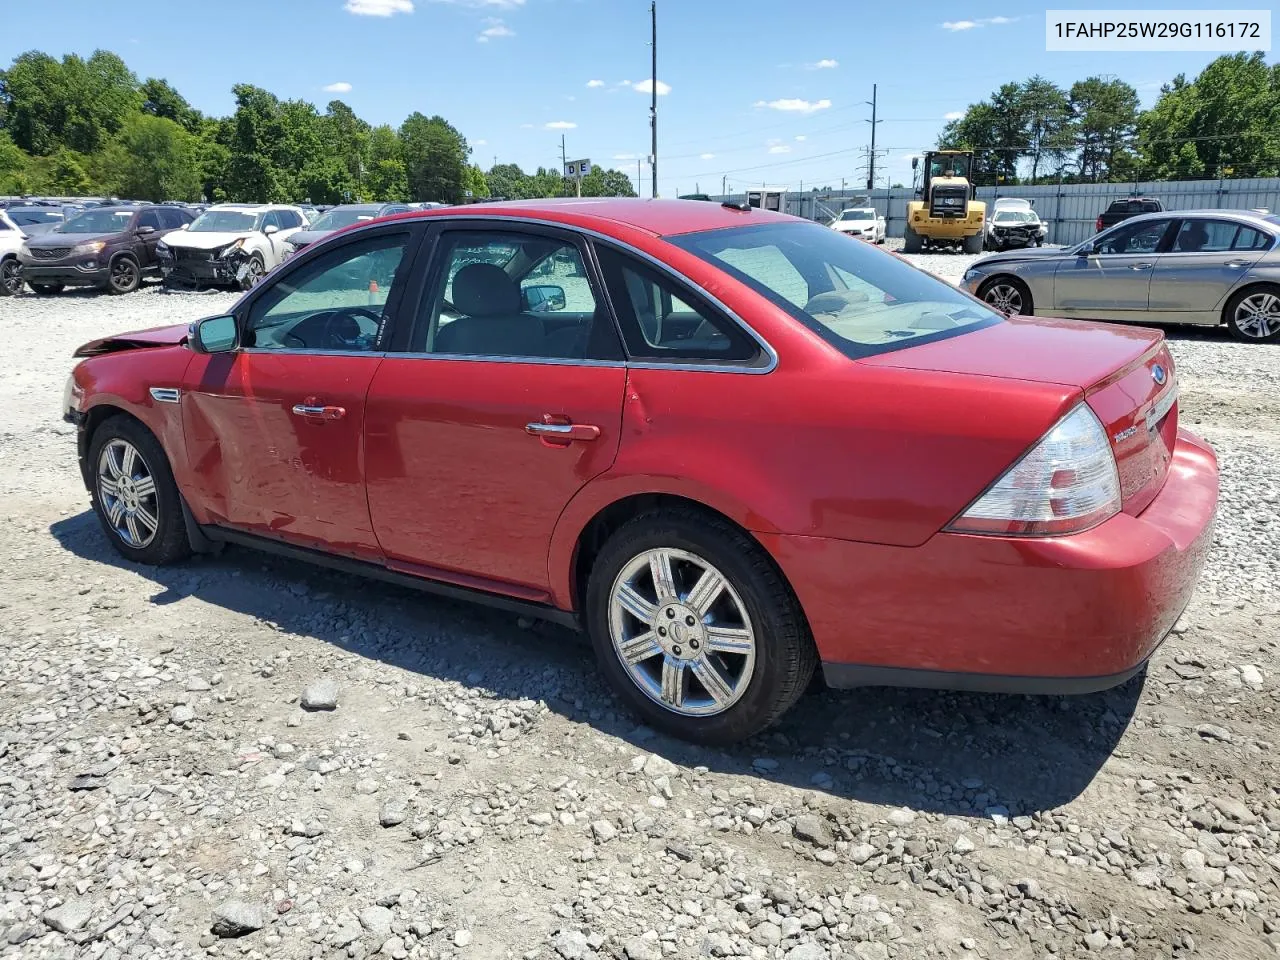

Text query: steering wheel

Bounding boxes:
[282,306,384,350]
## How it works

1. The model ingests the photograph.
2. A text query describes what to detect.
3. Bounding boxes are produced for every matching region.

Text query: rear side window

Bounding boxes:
[277,210,302,229]
[670,221,1001,359]
[137,210,162,230]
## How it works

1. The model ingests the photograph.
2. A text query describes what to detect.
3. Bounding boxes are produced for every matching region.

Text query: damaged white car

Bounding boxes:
[829,207,886,243]
[157,204,308,289]
[983,198,1048,251]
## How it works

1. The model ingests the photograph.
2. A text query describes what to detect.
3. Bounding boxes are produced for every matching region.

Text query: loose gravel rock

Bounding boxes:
[0,274,1277,960]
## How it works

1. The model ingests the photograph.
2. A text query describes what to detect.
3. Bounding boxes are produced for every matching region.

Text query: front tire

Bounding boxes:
[0,257,22,296]
[107,256,141,295]
[88,416,191,565]
[978,276,1033,316]
[902,224,923,254]
[585,508,816,745]
[1224,286,1280,343]
[962,232,984,255]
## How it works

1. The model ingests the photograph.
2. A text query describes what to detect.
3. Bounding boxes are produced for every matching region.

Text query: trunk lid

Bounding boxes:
[865,315,1177,512]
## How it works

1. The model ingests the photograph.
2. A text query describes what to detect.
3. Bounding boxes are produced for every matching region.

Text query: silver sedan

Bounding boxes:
[959,209,1280,343]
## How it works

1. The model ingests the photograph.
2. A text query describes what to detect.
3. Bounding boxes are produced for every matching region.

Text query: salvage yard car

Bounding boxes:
[17,204,194,295]
[63,198,1218,744]
[157,203,307,289]
[964,208,1280,342]
[829,207,885,243]
[284,202,412,257]
[984,198,1047,251]
[0,209,27,295]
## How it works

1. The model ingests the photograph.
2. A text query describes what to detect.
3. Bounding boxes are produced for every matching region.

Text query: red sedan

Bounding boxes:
[64,199,1218,744]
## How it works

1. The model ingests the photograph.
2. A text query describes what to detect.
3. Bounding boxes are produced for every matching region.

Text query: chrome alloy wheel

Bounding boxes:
[608,548,756,717]
[97,439,159,548]
[983,282,1024,315]
[1233,291,1280,339]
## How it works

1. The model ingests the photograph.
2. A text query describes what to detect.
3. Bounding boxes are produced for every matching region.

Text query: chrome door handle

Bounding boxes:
[292,404,346,421]
[1130,263,1154,270]
[525,421,601,442]
[1224,259,1253,268]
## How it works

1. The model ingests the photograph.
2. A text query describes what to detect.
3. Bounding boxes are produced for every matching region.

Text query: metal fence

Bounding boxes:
[714,177,1280,246]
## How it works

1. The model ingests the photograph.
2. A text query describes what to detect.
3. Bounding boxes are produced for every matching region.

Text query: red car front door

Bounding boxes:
[364,223,626,596]
[181,227,420,560]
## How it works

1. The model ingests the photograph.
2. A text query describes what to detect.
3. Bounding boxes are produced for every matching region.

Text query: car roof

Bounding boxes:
[381,197,793,238]
[209,203,302,211]
[328,203,390,213]
[1121,208,1278,229]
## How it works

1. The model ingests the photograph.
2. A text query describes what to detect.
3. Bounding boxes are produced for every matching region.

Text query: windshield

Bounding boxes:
[308,209,379,232]
[928,154,971,180]
[58,209,135,234]
[839,210,875,221]
[190,210,258,233]
[994,211,1035,223]
[9,209,63,225]
[670,221,1000,358]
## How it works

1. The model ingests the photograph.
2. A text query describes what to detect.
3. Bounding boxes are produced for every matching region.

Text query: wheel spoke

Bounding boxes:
[133,475,156,499]
[618,630,662,665]
[106,499,125,527]
[133,504,159,534]
[659,657,686,707]
[649,551,677,601]
[98,477,119,498]
[124,513,142,545]
[689,657,735,706]
[684,568,725,617]
[104,445,124,480]
[120,444,138,478]
[616,583,656,624]
[706,625,753,655]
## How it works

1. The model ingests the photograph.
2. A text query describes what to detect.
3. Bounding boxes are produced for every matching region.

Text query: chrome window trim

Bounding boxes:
[239,348,390,358]
[325,213,780,375]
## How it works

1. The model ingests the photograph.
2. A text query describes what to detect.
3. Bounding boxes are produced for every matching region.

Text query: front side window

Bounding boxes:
[244,232,409,352]
[277,210,302,230]
[1093,218,1171,255]
[415,231,609,360]
[595,247,760,362]
[137,210,162,230]
[670,221,1000,358]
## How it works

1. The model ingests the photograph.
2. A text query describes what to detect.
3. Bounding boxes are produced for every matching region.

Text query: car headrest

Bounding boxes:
[453,263,520,317]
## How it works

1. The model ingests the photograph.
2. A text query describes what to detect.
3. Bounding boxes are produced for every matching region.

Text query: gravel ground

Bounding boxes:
[1,265,1278,960]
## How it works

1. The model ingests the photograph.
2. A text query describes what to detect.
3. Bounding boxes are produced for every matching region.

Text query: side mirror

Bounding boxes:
[180,222,190,230]
[523,284,566,313]
[188,314,239,354]
[136,225,155,235]
[263,224,279,236]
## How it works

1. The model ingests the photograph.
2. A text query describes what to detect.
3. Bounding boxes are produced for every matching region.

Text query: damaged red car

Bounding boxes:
[63,199,1218,744]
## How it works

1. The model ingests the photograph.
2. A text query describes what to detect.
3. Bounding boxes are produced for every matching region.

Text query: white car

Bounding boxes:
[830,207,885,243]
[157,203,308,288]
[0,209,29,296]
[983,198,1049,251]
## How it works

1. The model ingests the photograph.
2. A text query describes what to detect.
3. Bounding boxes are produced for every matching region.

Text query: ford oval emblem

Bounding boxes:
[1151,364,1167,385]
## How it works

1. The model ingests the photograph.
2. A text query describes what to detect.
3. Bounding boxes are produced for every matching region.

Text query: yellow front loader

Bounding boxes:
[903,150,985,254]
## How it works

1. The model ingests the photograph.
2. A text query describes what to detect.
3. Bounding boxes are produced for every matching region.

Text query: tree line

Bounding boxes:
[0,49,637,204]
[938,53,1280,185]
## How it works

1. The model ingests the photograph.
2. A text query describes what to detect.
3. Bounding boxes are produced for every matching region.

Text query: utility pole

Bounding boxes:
[865,83,881,192]
[637,159,642,195]
[721,174,726,197]
[560,135,567,175]
[649,1,658,198]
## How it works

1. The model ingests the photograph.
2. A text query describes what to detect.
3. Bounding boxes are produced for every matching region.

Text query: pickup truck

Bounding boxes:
[1095,197,1163,233]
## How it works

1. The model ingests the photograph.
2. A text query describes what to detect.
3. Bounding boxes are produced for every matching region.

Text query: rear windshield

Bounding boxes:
[668,221,1000,358]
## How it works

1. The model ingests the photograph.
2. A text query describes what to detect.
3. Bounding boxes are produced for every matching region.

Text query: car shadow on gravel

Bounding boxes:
[52,509,1141,819]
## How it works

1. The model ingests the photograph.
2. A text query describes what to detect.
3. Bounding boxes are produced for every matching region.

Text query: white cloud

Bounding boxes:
[632,78,671,96]
[477,18,514,41]
[699,153,715,160]
[345,0,413,16]
[811,58,838,69]
[941,15,1019,31]
[754,98,831,114]
[474,139,487,146]
[944,110,965,120]
[615,79,631,86]
[323,82,353,93]
[586,79,605,88]
[614,153,637,161]
[545,120,577,130]
[768,144,792,154]
[425,0,523,7]
[794,135,806,142]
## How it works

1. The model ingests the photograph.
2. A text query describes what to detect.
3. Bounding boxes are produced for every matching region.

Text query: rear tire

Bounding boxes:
[584,508,816,746]
[30,283,63,295]
[0,257,22,296]
[1224,285,1280,343]
[88,416,191,566]
[978,276,1033,316]
[962,232,984,255]
[902,224,923,254]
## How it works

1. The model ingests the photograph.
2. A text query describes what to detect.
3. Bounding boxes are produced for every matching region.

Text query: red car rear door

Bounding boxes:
[182,225,421,560]
[364,222,626,597]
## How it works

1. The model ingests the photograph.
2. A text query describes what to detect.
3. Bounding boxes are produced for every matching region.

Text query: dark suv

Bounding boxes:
[18,204,194,295]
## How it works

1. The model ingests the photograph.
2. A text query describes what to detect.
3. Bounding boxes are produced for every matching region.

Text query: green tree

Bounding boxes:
[1020,77,1073,181]
[139,77,203,133]
[2,51,71,154]
[463,163,490,199]
[399,112,468,203]
[1068,76,1140,182]
[46,148,94,193]
[579,166,637,197]
[0,131,32,193]
[363,125,408,201]
[96,113,201,201]
[939,102,1013,184]
[485,162,530,199]
[225,84,286,201]
[323,100,370,188]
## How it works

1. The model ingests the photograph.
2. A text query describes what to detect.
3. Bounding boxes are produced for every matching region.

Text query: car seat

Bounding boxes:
[435,263,545,356]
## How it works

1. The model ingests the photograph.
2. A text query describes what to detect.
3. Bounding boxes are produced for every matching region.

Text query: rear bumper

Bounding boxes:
[761,429,1218,693]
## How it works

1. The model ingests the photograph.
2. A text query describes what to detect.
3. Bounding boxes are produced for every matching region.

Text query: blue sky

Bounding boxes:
[2,0,1272,197]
